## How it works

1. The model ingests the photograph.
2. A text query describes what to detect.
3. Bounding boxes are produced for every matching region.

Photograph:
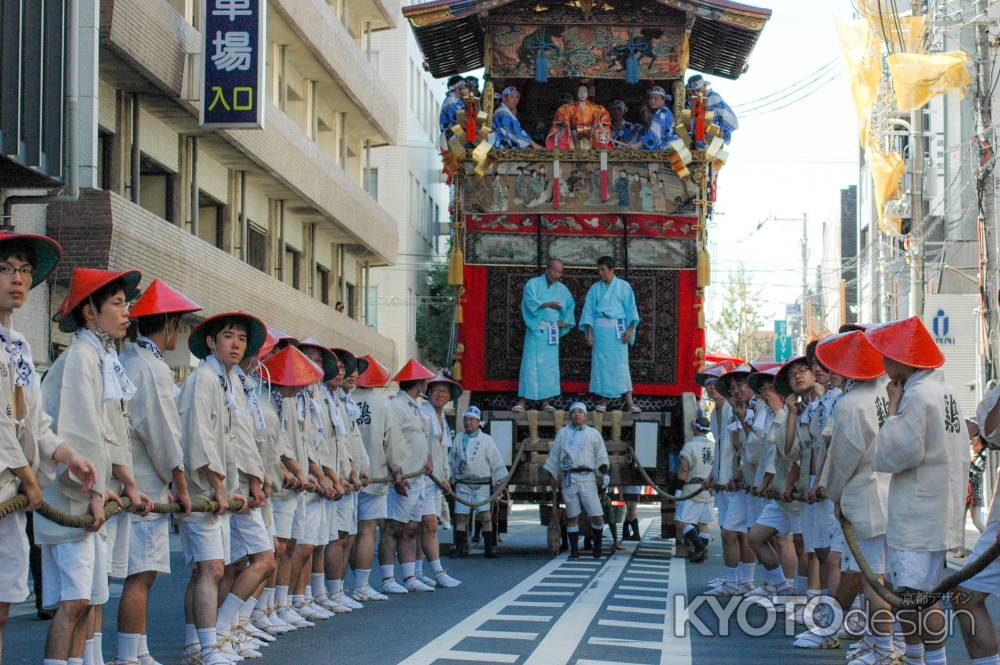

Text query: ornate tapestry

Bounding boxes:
[489,23,687,80]
[460,160,697,215]
[482,267,679,386]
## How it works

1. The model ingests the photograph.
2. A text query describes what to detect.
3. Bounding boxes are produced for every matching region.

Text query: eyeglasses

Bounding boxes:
[0,264,34,277]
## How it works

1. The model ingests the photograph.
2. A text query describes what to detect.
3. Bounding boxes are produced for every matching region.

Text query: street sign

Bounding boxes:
[774,335,793,362]
[201,0,266,129]
[774,319,787,337]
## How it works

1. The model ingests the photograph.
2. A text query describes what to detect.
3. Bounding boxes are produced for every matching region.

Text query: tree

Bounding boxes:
[710,265,769,361]
[415,260,457,368]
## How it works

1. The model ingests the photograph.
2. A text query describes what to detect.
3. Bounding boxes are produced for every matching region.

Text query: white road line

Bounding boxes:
[561,561,601,567]
[535,582,584,588]
[613,593,666,603]
[576,659,648,665]
[661,547,691,665]
[547,574,591,579]
[619,585,668,592]
[625,570,669,576]
[521,526,647,665]
[439,650,519,663]
[489,615,553,622]
[398,555,569,665]
[510,601,566,607]
[588,637,663,650]
[621,577,669,585]
[629,563,669,570]
[598,619,664,630]
[468,630,539,640]
[606,605,667,616]
[520,591,575,596]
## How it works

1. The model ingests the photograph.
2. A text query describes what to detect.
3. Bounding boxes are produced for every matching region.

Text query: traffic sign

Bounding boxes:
[774,320,787,336]
[774,335,793,362]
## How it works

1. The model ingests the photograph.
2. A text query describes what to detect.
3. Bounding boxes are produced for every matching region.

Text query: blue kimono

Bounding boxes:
[640,106,677,150]
[491,105,534,150]
[439,92,465,133]
[518,275,576,401]
[579,276,639,398]
[612,120,643,145]
[707,91,738,143]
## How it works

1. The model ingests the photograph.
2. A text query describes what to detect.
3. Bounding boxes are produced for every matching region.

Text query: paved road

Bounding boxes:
[4,505,998,664]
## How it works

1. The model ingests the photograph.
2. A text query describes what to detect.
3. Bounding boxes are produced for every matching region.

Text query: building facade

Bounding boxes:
[2,0,402,371]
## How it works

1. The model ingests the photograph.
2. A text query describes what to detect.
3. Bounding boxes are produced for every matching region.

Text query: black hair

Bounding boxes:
[597,255,615,270]
[204,315,250,342]
[135,312,183,338]
[446,75,464,88]
[805,339,819,365]
[70,278,128,329]
[399,379,423,392]
[0,239,37,266]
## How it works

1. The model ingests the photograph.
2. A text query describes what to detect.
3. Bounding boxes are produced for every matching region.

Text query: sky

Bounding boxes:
[703,0,859,343]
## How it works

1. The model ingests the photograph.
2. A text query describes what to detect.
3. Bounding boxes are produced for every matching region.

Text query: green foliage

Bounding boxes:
[710,265,769,361]
[415,260,456,368]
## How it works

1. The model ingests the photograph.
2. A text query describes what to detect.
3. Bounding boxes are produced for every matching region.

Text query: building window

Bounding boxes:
[365,286,378,328]
[139,154,176,224]
[317,265,330,304]
[364,167,378,201]
[346,282,356,318]
[247,223,267,272]
[97,131,112,191]
[368,50,380,74]
[286,245,302,290]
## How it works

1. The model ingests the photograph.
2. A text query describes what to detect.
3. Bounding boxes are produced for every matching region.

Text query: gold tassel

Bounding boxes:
[697,247,710,287]
[454,301,463,324]
[451,359,462,381]
[447,243,465,286]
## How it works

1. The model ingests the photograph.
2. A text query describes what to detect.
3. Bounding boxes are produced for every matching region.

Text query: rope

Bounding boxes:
[840,517,1000,611]
[429,436,531,508]
[627,446,707,502]
[0,494,254,530]
[366,468,428,485]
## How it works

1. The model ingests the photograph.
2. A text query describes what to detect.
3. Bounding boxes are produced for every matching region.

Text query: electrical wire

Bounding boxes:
[732,57,842,109]
[740,68,845,118]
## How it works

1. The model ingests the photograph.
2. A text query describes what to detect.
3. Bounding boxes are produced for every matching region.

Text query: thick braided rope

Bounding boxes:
[626,446,706,502]
[0,494,253,529]
[428,435,531,508]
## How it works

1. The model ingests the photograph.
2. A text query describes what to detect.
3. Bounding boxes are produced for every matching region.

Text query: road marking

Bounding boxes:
[619,585,667,592]
[561,561,601,567]
[660,547,692,665]
[522,531,644,665]
[625,569,669,576]
[613,594,666,602]
[439,650,519,663]
[598,619,664,630]
[468,630,539,640]
[520,591,574,596]
[547,574,591,579]
[398,555,572,665]
[510,601,566,608]
[535,582,584,588]
[606,605,667,616]
[621,577,669,585]
[490,615,553,622]
[629,563,668,570]
[587,638,663,650]
[576,660,649,665]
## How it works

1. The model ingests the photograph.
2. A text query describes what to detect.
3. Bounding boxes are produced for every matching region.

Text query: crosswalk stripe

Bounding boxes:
[490,615,552,622]
[621,577,669,585]
[547,574,591,579]
[521,591,575,596]
[613,594,666,603]
[468,630,539,640]
[440,650,519,662]
[629,563,668,570]
[618,585,668,592]
[625,570,668,576]
[597,619,664,630]
[576,659,648,665]
[587,638,663,650]
[606,605,667,616]
[510,601,566,608]
[535,582,584,588]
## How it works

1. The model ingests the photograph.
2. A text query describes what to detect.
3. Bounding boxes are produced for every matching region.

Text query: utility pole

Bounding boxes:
[977,0,998,382]
[908,1,925,319]
[801,212,808,352]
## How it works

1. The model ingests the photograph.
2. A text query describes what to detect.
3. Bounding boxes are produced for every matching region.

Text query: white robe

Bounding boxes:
[709,400,735,484]
[388,391,432,477]
[353,387,405,495]
[450,430,506,485]
[543,425,609,482]
[762,406,800,514]
[678,435,714,502]
[420,403,452,481]
[873,369,969,551]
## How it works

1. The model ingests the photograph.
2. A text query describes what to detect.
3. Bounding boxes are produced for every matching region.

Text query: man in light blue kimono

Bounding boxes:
[609,100,642,147]
[636,86,676,150]
[579,255,640,413]
[514,258,576,413]
[439,76,468,134]
[490,86,543,151]
[687,75,739,143]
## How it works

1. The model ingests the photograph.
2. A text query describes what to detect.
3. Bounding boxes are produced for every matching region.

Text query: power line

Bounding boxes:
[740,68,846,118]
[732,57,842,109]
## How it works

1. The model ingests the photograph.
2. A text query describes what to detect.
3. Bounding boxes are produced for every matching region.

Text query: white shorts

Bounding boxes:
[292,495,326,546]
[677,500,714,525]
[41,532,108,609]
[840,534,886,575]
[324,500,339,542]
[0,484,28,603]
[337,494,358,535]
[127,513,171,576]
[887,547,946,592]
[271,496,297,540]
[715,491,730,526]
[358,492,388,521]
[721,491,747,532]
[419,480,442,518]
[563,476,603,519]
[831,525,846,555]
[454,483,492,515]
[756,501,801,538]
[959,519,1000,594]
[180,514,230,568]
[389,477,424,524]
[230,509,274,561]
[746,495,766,526]
[106,512,131,579]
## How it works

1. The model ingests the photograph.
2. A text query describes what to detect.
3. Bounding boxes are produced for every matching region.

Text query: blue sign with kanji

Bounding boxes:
[200,0,266,128]
[774,335,793,363]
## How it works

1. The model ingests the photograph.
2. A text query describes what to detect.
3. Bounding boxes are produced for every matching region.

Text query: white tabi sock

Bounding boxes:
[925,647,947,665]
[196,628,217,656]
[81,639,95,665]
[795,575,808,593]
[275,586,289,608]
[971,657,1000,665]
[806,588,821,598]
[67,659,83,665]
[239,596,256,620]
[355,568,371,589]
[42,660,67,665]
[184,624,198,651]
[723,565,738,583]
[217,593,243,635]
[138,634,151,657]
[326,579,344,596]
[311,573,326,599]
[255,588,271,612]
[401,561,416,579]
[117,633,141,662]
[303,585,313,602]
[93,632,105,665]
[380,564,395,581]
[415,560,424,576]
[872,634,892,653]
[903,643,925,665]
[763,566,785,586]
[428,559,445,574]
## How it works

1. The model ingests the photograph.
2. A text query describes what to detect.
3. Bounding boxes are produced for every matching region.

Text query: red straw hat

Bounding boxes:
[749,361,782,372]
[357,355,390,388]
[865,316,944,369]
[298,337,338,382]
[427,373,463,401]
[129,279,202,318]
[816,331,885,380]
[261,346,323,387]
[393,358,435,383]
[775,355,809,396]
[748,365,781,393]
[717,362,754,396]
[258,328,280,360]
[188,311,267,360]
[695,360,733,387]
[54,268,142,333]
[0,231,62,288]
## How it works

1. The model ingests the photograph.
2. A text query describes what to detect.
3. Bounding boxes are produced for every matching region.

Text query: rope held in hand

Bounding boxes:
[428,436,531,508]
[627,446,706,502]
[0,494,253,530]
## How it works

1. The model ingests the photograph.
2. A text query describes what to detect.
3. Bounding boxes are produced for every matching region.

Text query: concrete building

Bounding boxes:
[1,0,402,372]
[367,1,450,364]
